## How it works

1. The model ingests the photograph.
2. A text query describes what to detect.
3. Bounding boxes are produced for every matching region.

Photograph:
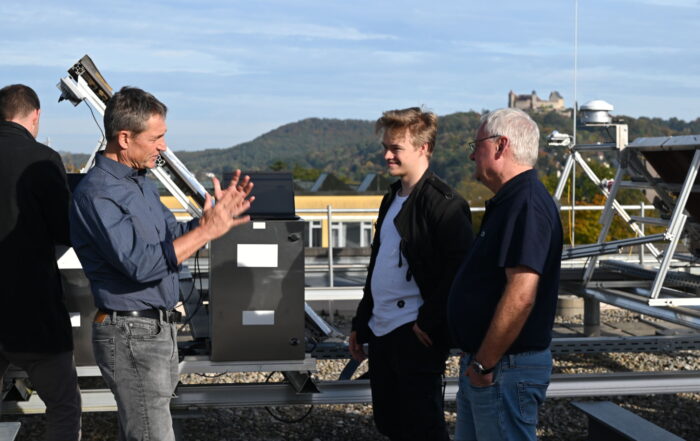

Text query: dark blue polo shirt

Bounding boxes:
[70,154,199,311]
[447,169,562,354]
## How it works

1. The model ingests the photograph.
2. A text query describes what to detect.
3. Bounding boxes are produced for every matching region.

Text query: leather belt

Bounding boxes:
[94,309,182,324]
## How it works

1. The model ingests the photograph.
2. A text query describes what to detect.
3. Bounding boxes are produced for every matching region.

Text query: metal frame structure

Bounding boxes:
[552,115,700,333]
[57,55,207,217]
[6,371,700,414]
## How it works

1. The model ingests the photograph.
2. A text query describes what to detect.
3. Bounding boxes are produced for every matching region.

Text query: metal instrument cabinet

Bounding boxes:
[209,220,305,361]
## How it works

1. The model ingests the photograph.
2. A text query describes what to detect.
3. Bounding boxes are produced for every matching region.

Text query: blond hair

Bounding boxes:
[376,107,438,156]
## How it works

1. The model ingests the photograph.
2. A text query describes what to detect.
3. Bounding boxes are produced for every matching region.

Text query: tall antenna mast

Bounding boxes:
[573,0,578,142]
[571,0,579,246]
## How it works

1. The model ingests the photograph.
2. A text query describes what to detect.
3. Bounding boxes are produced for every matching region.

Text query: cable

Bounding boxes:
[83,100,105,142]
[177,249,198,308]
[193,372,229,378]
[263,372,314,423]
[178,248,204,332]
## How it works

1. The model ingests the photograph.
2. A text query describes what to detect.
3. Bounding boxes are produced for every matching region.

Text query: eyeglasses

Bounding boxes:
[467,135,501,152]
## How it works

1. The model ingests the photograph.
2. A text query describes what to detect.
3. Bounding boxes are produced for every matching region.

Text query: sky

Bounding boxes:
[1,0,699,153]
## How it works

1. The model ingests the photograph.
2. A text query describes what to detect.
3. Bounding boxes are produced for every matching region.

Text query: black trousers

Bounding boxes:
[368,322,450,441]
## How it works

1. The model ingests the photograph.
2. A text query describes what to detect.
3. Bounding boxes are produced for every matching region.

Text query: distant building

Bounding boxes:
[508,90,570,115]
[165,171,392,249]
[162,194,382,249]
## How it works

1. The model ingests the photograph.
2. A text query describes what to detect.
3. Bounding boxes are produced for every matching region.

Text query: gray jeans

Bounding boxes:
[0,349,82,441]
[92,314,178,441]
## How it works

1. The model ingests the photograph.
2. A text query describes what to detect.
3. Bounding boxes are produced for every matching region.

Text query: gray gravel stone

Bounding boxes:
[3,309,699,440]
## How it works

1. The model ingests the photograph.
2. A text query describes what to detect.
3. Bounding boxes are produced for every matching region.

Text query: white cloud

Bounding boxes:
[623,0,700,7]
[457,38,688,59]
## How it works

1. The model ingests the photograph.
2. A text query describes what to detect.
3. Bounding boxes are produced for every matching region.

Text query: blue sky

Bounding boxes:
[1,0,698,153]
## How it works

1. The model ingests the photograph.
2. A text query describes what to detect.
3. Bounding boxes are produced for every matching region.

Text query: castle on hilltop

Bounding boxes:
[508,90,571,116]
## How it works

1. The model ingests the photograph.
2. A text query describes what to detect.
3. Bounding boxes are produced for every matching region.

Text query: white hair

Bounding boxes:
[480,108,540,166]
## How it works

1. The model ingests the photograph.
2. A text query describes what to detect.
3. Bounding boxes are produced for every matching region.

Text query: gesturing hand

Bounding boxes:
[200,170,255,240]
[211,170,254,204]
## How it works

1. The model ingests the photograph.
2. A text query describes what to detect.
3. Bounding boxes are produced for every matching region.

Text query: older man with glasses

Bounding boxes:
[448,108,563,441]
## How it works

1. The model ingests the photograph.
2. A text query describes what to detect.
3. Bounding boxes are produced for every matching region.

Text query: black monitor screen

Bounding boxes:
[223,171,297,220]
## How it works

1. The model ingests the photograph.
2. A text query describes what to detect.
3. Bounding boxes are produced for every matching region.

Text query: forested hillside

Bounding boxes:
[59,110,700,244]
[173,111,700,191]
[61,110,700,196]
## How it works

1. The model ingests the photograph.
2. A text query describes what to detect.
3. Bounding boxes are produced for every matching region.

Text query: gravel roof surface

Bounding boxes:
[3,309,699,440]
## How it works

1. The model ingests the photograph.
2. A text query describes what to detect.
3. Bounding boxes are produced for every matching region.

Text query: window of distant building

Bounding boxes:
[305,221,322,247]
[331,222,344,247]
[330,221,374,248]
[361,222,373,247]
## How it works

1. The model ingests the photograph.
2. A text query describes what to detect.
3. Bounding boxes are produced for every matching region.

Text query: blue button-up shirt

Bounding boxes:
[70,154,199,311]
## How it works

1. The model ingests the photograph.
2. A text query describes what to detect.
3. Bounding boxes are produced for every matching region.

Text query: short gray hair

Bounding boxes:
[481,108,539,166]
[104,86,167,142]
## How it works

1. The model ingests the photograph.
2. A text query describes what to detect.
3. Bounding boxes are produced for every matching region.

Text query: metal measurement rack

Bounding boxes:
[552,107,700,333]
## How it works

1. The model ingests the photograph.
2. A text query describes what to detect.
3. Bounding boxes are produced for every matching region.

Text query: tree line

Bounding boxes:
[60,110,700,244]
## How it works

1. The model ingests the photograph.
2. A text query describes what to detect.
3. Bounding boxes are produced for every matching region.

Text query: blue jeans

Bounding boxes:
[455,349,551,441]
[92,313,179,441]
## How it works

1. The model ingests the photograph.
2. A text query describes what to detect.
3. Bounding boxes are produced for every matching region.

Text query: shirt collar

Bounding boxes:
[94,153,146,180]
[486,168,538,207]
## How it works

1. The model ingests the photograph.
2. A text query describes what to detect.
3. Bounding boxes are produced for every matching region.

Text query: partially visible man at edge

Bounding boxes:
[70,86,254,441]
[0,84,82,441]
[349,107,473,440]
[448,108,563,441]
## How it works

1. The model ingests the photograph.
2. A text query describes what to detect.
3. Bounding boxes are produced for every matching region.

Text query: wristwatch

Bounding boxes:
[470,359,494,375]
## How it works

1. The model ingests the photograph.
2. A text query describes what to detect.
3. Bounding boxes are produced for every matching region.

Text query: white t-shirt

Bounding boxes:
[368,194,423,337]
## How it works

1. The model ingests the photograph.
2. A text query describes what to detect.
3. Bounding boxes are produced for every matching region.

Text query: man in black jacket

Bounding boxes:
[0,84,81,440]
[349,107,473,440]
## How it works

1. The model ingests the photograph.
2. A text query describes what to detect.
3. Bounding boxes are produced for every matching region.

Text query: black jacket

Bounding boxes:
[352,170,473,347]
[0,121,73,353]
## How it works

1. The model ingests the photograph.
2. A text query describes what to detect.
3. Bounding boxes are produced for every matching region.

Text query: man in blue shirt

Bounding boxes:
[70,86,254,441]
[447,108,563,441]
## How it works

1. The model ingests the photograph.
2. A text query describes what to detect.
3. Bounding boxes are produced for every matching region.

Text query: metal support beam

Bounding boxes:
[5,372,700,415]
[551,334,700,354]
[579,287,700,330]
[563,234,666,260]
[178,355,317,375]
[0,423,21,441]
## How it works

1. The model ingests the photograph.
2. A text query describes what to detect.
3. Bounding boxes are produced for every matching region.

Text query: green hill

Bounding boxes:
[174,118,379,182]
[61,111,700,199]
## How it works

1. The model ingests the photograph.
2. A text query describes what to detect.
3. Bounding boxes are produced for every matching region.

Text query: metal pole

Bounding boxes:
[639,201,645,264]
[572,0,578,247]
[572,161,576,247]
[326,205,334,287]
[583,297,600,337]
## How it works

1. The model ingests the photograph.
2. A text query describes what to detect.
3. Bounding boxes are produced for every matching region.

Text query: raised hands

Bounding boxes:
[199,170,255,241]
